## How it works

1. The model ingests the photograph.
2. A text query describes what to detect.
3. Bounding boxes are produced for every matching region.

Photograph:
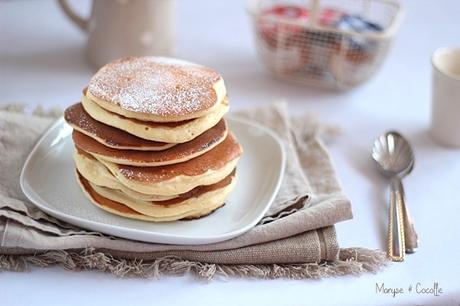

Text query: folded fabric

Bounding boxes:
[0,103,375,279]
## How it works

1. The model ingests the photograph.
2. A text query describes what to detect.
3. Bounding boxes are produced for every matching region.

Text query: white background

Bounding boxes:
[1,0,460,305]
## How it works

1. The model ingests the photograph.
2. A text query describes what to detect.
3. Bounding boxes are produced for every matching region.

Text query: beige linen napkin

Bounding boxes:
[0,103,386,279]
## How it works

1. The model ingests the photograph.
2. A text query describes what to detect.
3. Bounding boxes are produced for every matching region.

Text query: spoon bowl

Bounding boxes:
[372,131,414,178]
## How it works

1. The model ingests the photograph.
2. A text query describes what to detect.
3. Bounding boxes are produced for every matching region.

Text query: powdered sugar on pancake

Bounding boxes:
[87,57,222,117]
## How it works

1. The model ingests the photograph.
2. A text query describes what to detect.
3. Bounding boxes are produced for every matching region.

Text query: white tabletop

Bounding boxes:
[1,1,460,305]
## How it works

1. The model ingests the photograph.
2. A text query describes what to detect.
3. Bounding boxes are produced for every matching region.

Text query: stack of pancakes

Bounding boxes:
[64,57,243,222]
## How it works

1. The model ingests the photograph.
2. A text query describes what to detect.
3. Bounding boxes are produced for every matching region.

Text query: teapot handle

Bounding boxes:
[57,0,90,32]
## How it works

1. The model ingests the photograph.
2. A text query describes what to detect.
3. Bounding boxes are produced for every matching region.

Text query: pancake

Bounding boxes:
[86,56,227,122]
[75,148,236,203]
[81,93,229,143]
[74,149,176,202]
[72,119,228,166]
[88,171,236,219]
[64,103,174,151]
[94,132,243,196]
[77,171,228,222]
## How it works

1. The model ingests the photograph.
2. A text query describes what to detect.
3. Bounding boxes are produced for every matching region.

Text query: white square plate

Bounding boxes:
[20,116,285,245]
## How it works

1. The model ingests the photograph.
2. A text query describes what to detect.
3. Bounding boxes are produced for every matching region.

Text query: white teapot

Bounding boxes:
[57,0,175,68]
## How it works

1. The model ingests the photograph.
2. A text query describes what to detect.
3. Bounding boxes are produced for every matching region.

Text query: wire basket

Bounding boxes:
[247,0,403,89]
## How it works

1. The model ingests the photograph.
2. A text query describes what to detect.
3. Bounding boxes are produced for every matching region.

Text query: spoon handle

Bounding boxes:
[388,177,405,262]
[394,179,419,253]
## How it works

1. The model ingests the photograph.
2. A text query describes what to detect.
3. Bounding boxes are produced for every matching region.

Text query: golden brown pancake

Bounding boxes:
[78,170,142,215]
[75,148,238,204]
[64,103,175,151]
[83,88,195,128]
[86,56,227,122]
[96,132,243,196]
[77,170,230,222]
[72,119,228,166]
[74,148,177,202]
[136,169,235,206]
[81,93,229,143]
[90,170,235,209]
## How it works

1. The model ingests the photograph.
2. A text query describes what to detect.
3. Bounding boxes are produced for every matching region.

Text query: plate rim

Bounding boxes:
[20,115,286,245]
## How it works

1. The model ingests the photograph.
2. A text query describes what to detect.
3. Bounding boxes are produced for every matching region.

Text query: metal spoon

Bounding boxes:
[372,131,419,261]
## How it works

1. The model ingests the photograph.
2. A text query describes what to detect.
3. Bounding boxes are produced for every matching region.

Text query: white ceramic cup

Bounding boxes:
[57,0,175,69]
[430,47,460,147]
